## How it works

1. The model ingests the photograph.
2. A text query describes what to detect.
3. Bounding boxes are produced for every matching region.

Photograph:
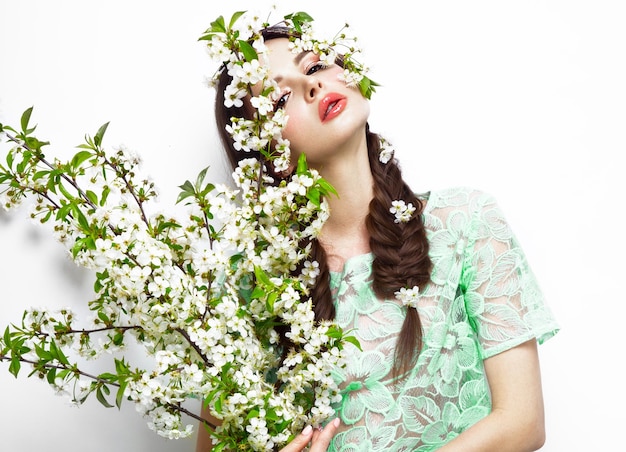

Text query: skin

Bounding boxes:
[252,38,374,267]
[197,37,547,451]
[437,339,546,451]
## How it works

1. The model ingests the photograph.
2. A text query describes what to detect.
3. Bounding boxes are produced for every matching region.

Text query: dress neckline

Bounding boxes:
[328,191,433,277]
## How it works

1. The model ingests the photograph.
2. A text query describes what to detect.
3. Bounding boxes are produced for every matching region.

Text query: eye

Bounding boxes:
[306,61,329,75]
[273,90,291,112]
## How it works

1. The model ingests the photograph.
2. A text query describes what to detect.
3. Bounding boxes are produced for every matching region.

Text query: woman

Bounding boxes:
[198,24,559,452]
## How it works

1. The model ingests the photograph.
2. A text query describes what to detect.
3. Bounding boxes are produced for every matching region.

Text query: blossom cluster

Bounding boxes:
[0,9,366,451]
[201,10,378,175]
[378,136,395,164]
[395,286,420,309]
[389,199,416,223]
[0,110,349,450]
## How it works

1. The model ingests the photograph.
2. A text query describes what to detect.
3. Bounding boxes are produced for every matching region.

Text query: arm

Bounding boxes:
[195,402,219,452]
[437,339,546,452]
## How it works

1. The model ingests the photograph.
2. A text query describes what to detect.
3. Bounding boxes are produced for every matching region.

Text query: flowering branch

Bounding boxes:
[0,9,369,451]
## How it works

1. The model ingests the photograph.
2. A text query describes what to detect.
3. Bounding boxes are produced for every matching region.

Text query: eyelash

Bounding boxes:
[306,61,329,75]
[273,61,331,112]
[273,90,291,112]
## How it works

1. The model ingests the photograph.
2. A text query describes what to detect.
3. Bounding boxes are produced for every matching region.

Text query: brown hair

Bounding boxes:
[214,27,431,377]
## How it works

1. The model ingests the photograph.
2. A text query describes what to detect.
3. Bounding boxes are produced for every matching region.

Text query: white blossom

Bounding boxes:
[389,199,416,223]
[0,9,368,451]
[395,285,421,309]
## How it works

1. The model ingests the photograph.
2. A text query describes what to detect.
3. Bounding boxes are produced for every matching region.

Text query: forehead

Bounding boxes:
[262,38,302,75]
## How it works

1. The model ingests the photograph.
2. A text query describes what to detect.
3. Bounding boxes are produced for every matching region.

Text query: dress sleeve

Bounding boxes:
[460,192,559,359]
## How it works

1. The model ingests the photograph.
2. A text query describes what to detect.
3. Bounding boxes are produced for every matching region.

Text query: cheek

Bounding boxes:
[329,65,344,80]
[282,110,305,148]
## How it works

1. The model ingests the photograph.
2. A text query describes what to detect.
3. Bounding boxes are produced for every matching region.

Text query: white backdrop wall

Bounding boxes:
[0,1,623,451]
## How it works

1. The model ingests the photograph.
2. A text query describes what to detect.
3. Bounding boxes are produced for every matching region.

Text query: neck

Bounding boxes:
[315,143,374,268]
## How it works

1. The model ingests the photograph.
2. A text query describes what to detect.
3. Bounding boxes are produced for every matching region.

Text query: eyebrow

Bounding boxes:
[294,50,312,65]
[273,51,313,83]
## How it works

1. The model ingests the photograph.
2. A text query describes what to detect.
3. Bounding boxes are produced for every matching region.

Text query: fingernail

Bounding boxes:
[302,425,312,435]
[333,418,340,427]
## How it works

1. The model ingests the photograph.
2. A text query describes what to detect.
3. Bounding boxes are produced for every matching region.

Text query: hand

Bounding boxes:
[279,418,341,452]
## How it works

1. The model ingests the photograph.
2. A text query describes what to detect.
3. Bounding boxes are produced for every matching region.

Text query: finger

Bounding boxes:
[279,425,314,452]
[309,418,341,452]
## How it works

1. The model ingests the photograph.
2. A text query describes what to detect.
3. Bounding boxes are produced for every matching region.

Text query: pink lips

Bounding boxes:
[319,93,346,122]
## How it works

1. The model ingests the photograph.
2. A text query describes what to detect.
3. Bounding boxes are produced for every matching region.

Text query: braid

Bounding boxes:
[365,127,431,377]
[309,239,334,322]
[307,127,431,377]
[215,41,430,377]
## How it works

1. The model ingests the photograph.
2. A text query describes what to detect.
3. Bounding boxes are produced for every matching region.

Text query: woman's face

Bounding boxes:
[254,38,370,168]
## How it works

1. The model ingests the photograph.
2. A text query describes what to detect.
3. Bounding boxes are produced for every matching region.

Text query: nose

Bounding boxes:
[305,77,322,102]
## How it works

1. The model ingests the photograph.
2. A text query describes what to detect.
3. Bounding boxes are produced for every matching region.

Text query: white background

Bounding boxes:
[1,1,624,450]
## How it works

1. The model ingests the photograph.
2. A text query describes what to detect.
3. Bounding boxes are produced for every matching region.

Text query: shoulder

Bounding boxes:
[421,186,500,216]
[422,187,519,248]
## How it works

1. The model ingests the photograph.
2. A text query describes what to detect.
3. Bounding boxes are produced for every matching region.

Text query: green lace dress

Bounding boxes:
[328,187,559,452]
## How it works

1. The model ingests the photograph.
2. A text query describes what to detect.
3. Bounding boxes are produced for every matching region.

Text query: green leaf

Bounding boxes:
[46,367,57,384]
[325,326,342,339]
[114,358,129,374]
[20,107,34,134]
[98,372,118,381]
[209,15,226,33]
[57,180,74,201]
[176,190,195,204]
[5,150,14,168]
[266,292,278,312]
[32,169,50,181]
[112,331,124,346]
[76,209,91,231]
[306,187,321,206]
[93,122,110,147]
[238,39,258,62]
[228,11,247,29]
[156,220,182,235]
[284,12,314,33]
[254,266,273,288]
[24,136,49,151]
[176,179,196,204]
[116,378,128,409]
[9,356,21,377]
[56,203,73,221]
[359,76,380,100]
[3,326,11,348]
[250,287,265,300]
[344,335,362,351]
[53,341,70,366]
[96,384,114,408]
[212,443,225,452]
[229,253,244,268]
[97,311,110,324]
[286,11,315,22]
[100,185,110,206]
[296,152,308,174]
[214,392,223,413]
[317,178,337,197]
[265,407,279,421]
[35,344,53,361]
[195,166,209,187]
[85,190,98,205]
[71,150,93,168]
[0,123,16,134]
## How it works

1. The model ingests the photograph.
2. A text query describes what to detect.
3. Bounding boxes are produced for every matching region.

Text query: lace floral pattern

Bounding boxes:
[328,187,559,451]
